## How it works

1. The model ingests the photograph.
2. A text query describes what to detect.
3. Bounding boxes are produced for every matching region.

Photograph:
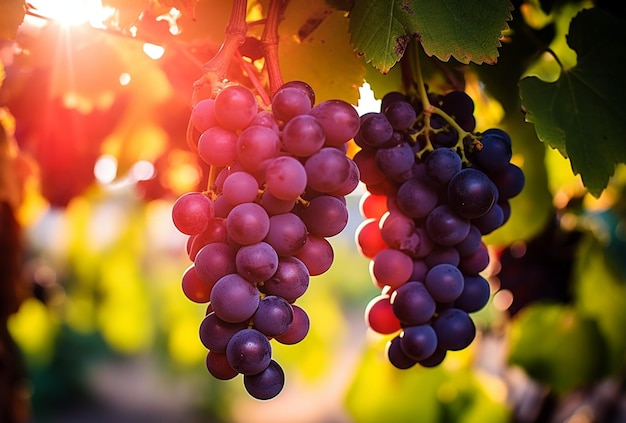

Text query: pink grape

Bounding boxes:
[264,156,308,201]
[236,125,281,173]
[226,202,270,245]
[191,98,219,132]
[214,85,258,131]
[309,99,360,146]
[172,192,214,235]
[198,126,238,167]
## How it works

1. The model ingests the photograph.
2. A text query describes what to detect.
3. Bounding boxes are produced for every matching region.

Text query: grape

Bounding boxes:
[226,328,272,375]
[359,112,394,147]
[250,110,280,133]
[379,211,419,254]
[176,80,363,398]
[260,191,296,215]
[309,99,360,147]
[191,98,218,132]
[359,191,388,220]
[243,359,285,400]
[304,147,351,193]
[206,351,238,380]
[390,281,436,326]
[264,156,308,200]
[262,256,309,303]
[253,295,294,338]
[353,87,523,370]
[467,128,512,172]
[181,265,212,303]
[384,100,416,131]
[272,85,313,123]
[374,142,415,183]
[275,304,309,344]
[171,192,214,235]
[235,241,279,283]
[187,217,228,260]
[365,294,402,335]
[226,202,270,245]
[197,126,238,167]
[447,168,497,219]
[488,163,525,200]
[355,218,387,259]
[432,308,476,351]
[210,273,260,323]
[400,324,438,361]
[297,195,348,237]
[264,213,308,256]
[425,204,471,246]
[214,85,258,131]
[223,171,260,205]
[236,125,281,173]
[455,274,491,313]
[371,248,413,290]
[194,242,237,285]
[281,114,325,157]
[424,263,464,303]
[386,336,417,369]
[396,177,438,218]
[441,91,474,122]
[293,234,333,276]
[199,312,248,352]
[424,148,462,186]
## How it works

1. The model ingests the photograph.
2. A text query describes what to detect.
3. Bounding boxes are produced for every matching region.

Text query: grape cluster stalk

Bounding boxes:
[354,89,525,368]
[171,81,361,399]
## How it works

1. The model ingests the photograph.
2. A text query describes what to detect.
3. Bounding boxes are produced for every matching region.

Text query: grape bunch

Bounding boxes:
[354,89,525,369]
[171,81,360,399]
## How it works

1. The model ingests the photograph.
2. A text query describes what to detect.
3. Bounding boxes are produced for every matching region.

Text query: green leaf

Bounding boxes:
[574,231,626,374]
[348,0,512,73]
[0,0,25,40]
[508,303,609,394]
[519,8,626,197]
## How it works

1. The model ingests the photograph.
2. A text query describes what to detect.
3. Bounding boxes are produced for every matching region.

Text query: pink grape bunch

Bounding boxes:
[353,90,524,369]
[171,81,360,400]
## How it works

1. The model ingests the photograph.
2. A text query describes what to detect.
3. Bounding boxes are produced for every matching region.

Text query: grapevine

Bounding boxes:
[355,50,525,368]
[171,0,361,400]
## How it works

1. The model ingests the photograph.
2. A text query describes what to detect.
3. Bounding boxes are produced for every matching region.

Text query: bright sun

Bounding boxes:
[28,0,114,27]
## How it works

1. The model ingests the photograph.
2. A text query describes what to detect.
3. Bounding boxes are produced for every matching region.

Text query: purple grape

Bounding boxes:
[432,308,476,351]
[253,295,294,338]
[199,312,248,353]
[262,256,309,303]
[400,324,438,361]
[424,148,462,185]
[384,100,417,131]
[359,112,394,147]
[396,177,439,219]
[297,195,348,237]
[210,273,260,323]
[226,328,272,375]
[488,163,525,199]
[447,168,497,219]
[455,275,491,313]
[386,336,417,369]
[235,241,279,283]
[425,205,471,246]
[390,281,436,326]
[441,91,475,122]
[424,263,464,303]
[374,142,415,183]
[264,212,308,256]
[467,128,512,172]
[275,304,309,344]
[243,359,285,400]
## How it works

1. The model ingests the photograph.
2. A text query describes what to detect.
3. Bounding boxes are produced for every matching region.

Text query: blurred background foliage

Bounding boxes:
[0,0,625,422]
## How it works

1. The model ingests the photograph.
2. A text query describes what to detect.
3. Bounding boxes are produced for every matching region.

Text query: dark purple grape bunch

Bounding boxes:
[171,81,361,399]
[354,89,525,369]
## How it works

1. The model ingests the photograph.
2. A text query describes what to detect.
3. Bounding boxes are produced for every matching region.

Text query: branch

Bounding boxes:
[261,0,290,97]
[193,0,249,102]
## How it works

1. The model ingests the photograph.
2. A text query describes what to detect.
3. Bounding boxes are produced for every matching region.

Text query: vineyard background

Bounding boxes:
[1,0,625,422]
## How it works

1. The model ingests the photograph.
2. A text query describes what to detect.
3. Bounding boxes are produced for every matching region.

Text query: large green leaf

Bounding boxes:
[519,8,626,197]
[348,0,512,73]
[508,303,609,394]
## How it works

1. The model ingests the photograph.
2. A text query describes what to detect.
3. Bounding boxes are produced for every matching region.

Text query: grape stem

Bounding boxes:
[262,0,290,97]
[192,0,249,104]
[412,44,479,160]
